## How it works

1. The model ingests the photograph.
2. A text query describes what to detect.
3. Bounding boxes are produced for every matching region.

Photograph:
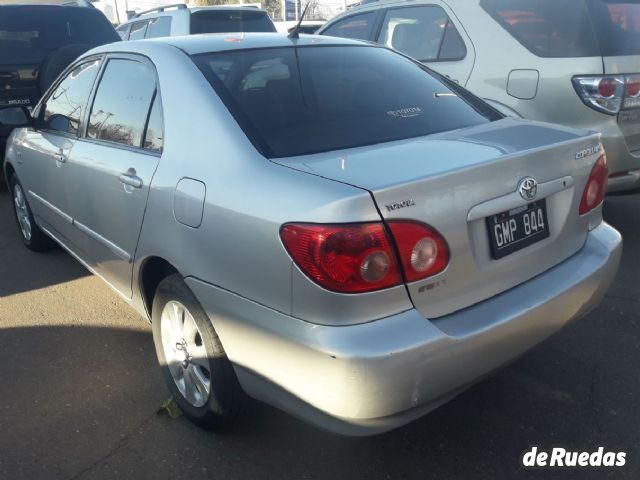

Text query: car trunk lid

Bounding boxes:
[273,119,603,319]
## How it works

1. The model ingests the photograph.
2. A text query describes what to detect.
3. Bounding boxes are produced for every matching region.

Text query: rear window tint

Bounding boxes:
[190,10,276,34]
[481,0,640,57]
[193,46,493,158]
[587,0,640,56]
[480,0,600,57]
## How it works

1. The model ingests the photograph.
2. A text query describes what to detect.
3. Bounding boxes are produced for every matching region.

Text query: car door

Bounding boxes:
[375,3,475,85]
[64,55,163,298]
[21,58,101,248]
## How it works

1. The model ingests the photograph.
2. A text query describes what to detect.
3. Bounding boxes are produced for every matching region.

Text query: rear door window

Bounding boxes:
[87,59,157,148]
[193,45,494,158]
[480,0,601,57]
[116,24,130,40]
[143,93,164,152]
[190,10,276,34]
[146,17,172,38]
[42,59,101,135]
[321,12,378,40]
[377,5,466,61]
[128,21,149,40]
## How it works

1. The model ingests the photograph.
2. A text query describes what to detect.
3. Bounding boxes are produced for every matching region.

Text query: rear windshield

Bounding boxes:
[0,7,118,65]
[190,10,277,34]
[480,0,640,57]
[192,45,495,158]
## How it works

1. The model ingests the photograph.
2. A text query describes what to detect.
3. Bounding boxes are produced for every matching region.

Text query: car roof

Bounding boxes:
[90,32,370,56]
[128,5,269,22]
[0,3,93,10]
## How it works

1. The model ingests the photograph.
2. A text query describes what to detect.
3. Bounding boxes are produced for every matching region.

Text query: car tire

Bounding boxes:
[9,175,53,251]
[152,274,247,431]
[39,44,94,95]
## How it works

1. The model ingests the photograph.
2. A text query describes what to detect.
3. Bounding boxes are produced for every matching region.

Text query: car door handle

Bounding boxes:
[53,153,66,163]
[119,171,143,189]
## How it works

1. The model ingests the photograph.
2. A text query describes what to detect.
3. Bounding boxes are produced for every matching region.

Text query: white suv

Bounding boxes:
[319,0,640,193]
[116,3,276,40]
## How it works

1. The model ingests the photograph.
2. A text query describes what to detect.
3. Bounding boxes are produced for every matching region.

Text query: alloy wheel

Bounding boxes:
[13,184,32,242]
[160,300,211,408]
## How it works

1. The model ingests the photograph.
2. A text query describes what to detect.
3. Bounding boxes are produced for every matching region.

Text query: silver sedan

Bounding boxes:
[2,34,622,436]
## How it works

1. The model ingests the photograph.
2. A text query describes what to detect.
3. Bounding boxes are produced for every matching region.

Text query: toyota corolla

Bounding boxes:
[1,34,622,435]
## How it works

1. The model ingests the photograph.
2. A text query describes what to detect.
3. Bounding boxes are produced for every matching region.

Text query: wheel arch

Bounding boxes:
[4,160,15,187]
[138,256,180,320]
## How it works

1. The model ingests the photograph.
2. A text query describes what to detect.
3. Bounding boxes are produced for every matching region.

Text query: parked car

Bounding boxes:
[0,4,120,178]
[1,34,621,435]
[116,3,276,40]
[319,0,640,193]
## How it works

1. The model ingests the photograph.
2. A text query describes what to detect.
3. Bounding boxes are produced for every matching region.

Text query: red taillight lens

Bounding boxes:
[627,79,640,97]
[280,223,402,293]
[598,78,617,98]
[579,155,608,215]
[387,221,449,282]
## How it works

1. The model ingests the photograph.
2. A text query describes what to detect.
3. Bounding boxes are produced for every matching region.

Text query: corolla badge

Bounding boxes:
[518,177,538,201]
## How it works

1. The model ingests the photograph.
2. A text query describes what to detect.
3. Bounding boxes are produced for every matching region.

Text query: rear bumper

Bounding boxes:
[186,222,622,436]
[599,127,640,192]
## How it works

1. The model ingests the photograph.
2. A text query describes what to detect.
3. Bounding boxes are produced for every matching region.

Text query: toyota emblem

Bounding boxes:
[518,177,538,201]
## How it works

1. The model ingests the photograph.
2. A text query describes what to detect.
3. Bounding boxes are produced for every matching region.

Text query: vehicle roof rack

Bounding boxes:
[133,3,187,18]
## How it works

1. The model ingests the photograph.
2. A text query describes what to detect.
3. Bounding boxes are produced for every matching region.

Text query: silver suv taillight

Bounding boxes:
[573,75,640,115]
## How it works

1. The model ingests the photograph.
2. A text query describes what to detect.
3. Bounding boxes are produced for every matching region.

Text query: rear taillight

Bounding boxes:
[387,221,449,282]
[280,223,402,293]
[624,74,640,109]
[573,75,640,114]
[573,76,625,114]
[579,155,608,215]
[280,221,450,293]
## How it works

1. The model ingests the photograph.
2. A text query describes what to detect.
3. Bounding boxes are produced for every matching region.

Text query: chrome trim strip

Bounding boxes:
[467,176,575,222]
[28,190,73,224]
[73,220,132,263]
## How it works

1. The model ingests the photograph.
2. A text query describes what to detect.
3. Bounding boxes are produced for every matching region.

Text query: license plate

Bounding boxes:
[486,200,550,259]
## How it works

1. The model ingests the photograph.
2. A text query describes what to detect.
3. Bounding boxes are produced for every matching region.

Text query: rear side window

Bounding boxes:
[193,46,493,158]
[377,6,466,61]
[480,0,601,57]
[143,93,164,152]
[146,17,172,38]
[43,59,101,135]
[87,59,157,148]
[190,10,276,34]
[321,12,377,40]
[586,0,640,56]
[128,21,149,40]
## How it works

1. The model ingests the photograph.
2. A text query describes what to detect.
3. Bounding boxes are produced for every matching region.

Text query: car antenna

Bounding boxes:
[288,2,310,39]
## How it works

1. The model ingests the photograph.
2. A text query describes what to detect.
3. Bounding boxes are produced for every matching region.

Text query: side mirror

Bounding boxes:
[0,106,32,128]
